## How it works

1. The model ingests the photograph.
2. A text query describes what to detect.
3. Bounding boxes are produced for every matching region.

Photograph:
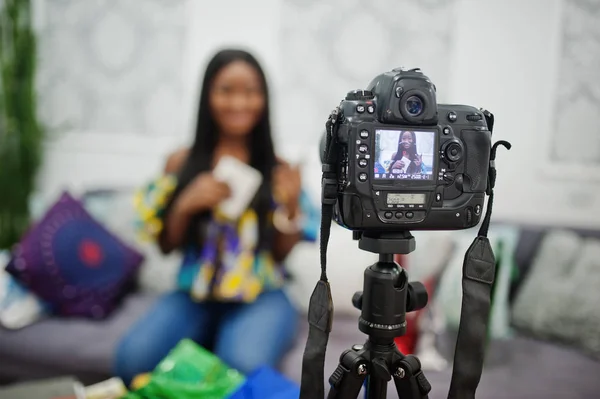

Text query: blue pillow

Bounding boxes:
[5,191,144,319]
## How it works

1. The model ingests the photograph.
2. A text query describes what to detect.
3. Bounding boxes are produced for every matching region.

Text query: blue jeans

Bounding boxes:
[113,288,299,385]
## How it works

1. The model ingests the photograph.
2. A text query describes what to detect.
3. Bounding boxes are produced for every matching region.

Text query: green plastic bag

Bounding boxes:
[121,339,245,399]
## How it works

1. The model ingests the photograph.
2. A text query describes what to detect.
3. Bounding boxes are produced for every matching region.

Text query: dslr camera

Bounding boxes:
[332,67,493,231]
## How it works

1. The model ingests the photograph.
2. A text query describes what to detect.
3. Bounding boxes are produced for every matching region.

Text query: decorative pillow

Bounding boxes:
[512,230,600,359]
[84,188,180,294]
[486,225,520,339]
[511,230,581,336]
[434,225,519,340]
[5,191,144,319]
[434,232,479,331]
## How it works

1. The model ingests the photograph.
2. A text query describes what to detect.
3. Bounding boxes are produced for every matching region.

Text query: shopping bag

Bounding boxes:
[122,339,245,399]
[228,366,299,399]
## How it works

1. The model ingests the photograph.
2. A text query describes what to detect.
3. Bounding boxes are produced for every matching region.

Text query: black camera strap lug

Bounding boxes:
[485,140,512,196]
[322,165,338,206]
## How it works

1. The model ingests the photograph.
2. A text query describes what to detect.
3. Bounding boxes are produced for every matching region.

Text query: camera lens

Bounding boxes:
[404,95,424,116]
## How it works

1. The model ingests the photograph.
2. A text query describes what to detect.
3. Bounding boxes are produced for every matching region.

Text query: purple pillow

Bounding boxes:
[5,191,144,319]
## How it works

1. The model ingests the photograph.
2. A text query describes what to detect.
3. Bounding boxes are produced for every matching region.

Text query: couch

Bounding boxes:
[0,182,381,385]
[1,180,600,398]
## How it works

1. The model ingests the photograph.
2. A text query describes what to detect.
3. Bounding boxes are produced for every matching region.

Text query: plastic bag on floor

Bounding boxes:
[228,366,299,399]
[121,339,245,399]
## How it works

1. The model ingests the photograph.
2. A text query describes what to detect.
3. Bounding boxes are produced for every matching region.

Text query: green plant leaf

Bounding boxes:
[0,0,45,249]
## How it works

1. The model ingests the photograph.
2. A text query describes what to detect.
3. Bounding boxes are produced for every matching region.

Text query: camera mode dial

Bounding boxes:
[346,90,375,101]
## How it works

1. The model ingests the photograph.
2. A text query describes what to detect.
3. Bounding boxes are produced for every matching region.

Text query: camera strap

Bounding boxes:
[447,111,511,399]
[299,107,340,399]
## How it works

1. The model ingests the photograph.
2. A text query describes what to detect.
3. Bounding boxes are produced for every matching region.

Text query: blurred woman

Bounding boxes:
[114,49,317,384]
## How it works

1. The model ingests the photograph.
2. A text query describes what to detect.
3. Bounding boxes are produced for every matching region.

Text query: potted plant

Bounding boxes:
[0,0,44,250]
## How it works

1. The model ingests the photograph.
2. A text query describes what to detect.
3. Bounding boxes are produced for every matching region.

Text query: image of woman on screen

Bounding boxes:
[388,130,425,175]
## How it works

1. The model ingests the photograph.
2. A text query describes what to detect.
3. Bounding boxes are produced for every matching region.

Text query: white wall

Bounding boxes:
[32,0,600,310]
[179,0,285,147]
[449,0,600,229]
[37,0,600,228]
[36,0,292,198]
[35,0,191,198]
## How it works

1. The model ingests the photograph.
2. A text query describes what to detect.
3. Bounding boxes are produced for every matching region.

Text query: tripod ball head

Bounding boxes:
[353,260,428,340]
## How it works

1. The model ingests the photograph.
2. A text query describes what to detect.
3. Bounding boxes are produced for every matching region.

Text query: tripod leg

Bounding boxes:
[365,375,388,399]
[327,349,367,398]
[392,355,432,399]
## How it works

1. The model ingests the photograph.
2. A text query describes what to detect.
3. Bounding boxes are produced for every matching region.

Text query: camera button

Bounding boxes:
[405,212,414,219]
[356,104,365,113]
[367,105,375,114]
[384,211,393,219]
[358,173,368,182]
[395,86,403,97]
[358,144,368,154]
[435,193,442,202]
[445,142,463,162]
[395,211,404,219]
[467,113,482,122]
[358,158,368,168]
[447,112,457,122]
[360,130,369,139]
[443,127,451,135]
[475,204,482,215]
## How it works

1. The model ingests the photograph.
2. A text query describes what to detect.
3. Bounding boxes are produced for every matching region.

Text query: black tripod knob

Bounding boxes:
[372,357,392,381]
[407,282,429,312]
[352,291,363,310]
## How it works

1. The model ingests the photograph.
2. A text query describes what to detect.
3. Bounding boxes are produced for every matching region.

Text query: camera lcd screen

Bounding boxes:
[387,193,426,205]
[373,129,435,180]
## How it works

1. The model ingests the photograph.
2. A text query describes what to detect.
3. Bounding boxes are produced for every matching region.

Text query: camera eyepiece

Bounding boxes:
[404,95,424,117]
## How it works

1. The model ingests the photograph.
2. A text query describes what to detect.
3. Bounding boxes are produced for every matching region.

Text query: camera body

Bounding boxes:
[332,67,492,231]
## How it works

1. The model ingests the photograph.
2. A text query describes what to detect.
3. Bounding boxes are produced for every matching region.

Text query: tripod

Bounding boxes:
[327,231,432,399]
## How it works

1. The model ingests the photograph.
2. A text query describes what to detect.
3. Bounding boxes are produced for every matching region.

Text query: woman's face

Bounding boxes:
[209,60,266,138]
[400,131,413,149]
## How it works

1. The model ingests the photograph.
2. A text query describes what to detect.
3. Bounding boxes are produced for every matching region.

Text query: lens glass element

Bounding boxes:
[404,95,424,116]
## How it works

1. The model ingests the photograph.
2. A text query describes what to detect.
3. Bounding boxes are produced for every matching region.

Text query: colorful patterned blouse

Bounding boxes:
[134,175,318,303]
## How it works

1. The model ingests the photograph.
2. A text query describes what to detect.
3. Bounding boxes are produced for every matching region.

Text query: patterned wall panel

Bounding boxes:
[551,0,600,165]
[37,0,188,137]
[277,0,457,147]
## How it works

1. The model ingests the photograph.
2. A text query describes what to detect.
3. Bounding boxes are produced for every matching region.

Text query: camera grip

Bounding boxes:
[461,130,491,192]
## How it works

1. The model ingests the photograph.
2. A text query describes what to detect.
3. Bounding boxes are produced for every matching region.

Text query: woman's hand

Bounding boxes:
[392,160,405,170]
[273,161,302,218]
[272,160,303,262]
[178,172,231,214]
[413,154,423,167]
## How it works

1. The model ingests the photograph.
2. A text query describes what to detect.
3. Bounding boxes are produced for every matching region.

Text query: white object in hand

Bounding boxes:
[400,156,411,173]
[212,156,263,220]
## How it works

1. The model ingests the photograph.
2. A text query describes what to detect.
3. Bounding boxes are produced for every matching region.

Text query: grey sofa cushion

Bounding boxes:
[512,230,600,360]
[509,224,600,303]
[0,293,157,383]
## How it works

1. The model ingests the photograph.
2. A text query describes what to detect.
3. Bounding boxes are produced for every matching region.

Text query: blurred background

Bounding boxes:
[34,0,600,226]
[1,0,600,398]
